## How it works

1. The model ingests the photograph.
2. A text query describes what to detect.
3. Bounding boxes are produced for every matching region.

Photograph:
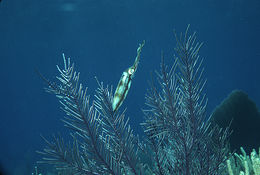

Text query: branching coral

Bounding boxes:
[226,147,260,175]
[141,25,231,175]
[37,26,231,175]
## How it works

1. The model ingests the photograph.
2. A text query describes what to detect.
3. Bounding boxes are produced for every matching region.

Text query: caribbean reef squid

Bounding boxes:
[112,41,145,112]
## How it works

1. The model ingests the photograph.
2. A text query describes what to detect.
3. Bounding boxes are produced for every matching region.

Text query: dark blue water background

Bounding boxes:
[0,0,259,174]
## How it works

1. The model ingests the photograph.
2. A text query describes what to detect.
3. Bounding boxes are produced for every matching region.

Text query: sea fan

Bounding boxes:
[38,26,231,175]
[142,25,231,175]
[37,54,123,174]
[37,51,143,174]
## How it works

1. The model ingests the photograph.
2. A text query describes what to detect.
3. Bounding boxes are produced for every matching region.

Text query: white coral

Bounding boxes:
[227,147,260,175]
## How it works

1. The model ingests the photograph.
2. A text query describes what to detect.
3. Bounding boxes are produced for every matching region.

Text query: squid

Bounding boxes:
[112,41,145,112]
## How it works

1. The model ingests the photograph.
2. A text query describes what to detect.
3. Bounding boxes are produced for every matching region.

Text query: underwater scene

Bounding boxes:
[0,0,260,174]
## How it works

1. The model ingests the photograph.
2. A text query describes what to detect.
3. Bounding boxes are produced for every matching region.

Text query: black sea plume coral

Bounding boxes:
[142,26,231,175]
[37,52,144,174]
[38,26,231,175]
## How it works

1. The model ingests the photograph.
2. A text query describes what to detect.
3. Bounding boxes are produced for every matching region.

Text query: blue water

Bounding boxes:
[0,0,259,174]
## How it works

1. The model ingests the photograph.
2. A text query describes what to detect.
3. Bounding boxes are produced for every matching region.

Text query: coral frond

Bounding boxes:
[38,54,121,175]
[94,80,140,175]
[37,134,99,175]
[142,26,231,174]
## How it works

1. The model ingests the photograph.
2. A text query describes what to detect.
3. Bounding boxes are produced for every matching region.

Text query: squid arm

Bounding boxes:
[112,41,145,112]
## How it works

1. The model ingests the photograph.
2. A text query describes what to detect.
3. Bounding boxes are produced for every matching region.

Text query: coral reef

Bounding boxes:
[38,26,231,174]
[211,90,260,153]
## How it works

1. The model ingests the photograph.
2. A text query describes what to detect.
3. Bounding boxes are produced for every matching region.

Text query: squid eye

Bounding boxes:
[128,68,135,75]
